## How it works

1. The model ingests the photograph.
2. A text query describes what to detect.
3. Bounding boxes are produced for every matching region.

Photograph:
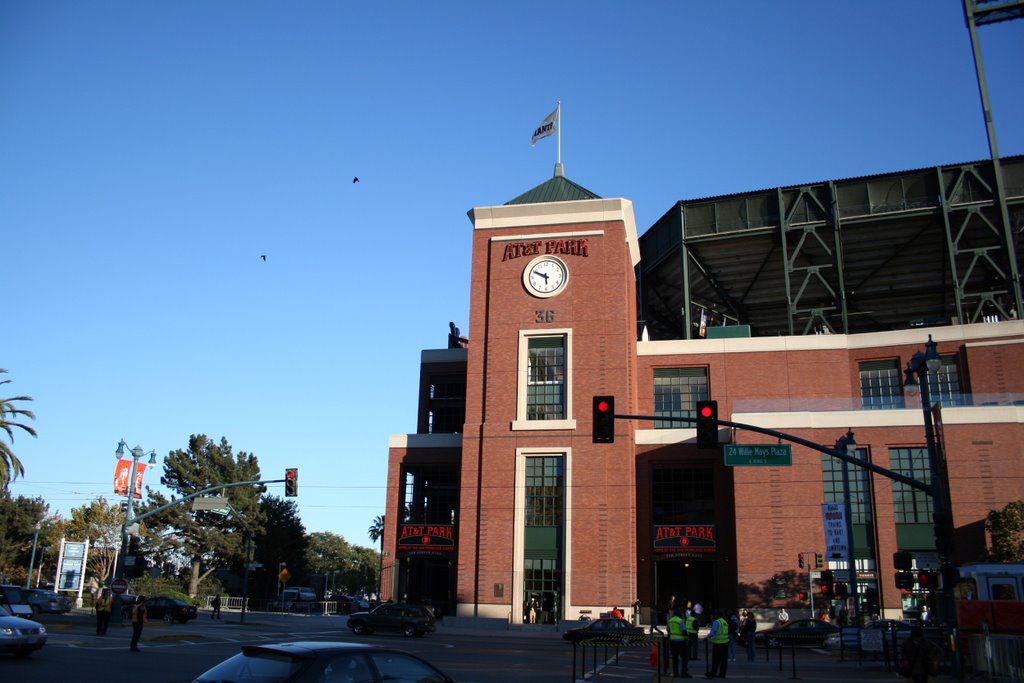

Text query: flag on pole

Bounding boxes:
[531,107,557,146]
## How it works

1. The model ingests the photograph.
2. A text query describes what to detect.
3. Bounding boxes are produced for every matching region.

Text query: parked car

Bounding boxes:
[563,617,646,644]
[347,603,436,637]
[0,604,47,658]
[26,588,72,615]
[192,641,456,683]
[144,596,198,623]
[757,618,839,648]
[334,595,357,614]
[823,619,915,650]
[0,585,34,619]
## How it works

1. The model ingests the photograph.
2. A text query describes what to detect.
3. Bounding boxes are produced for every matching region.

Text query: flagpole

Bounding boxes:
[556,101,562,166]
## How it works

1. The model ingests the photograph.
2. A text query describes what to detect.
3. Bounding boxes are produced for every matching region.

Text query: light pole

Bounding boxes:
[903,335,961,678]
[114,439,157,581]
[25,521,42,589]
[834,430,859,625]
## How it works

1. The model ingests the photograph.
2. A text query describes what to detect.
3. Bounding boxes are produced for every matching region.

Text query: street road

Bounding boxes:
[1,609,612,683]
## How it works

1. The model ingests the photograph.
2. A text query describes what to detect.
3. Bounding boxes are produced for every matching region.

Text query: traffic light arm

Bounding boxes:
[614,412,932,494]
[125,478,284,527]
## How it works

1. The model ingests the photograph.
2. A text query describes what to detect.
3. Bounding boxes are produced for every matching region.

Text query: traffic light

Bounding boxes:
[895,571,915,590]
[933,510,954,555]
[798,591,808,601]
[917,571,939,591]
[285,468,298,497]
[592,396,615,443]
[820,569,834,597]
[893,551,913,570]
[695,400,718,448]
[799,554,806,569]
[814,553,823,568]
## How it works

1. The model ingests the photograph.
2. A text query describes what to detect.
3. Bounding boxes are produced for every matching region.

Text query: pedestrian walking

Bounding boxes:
[899,627,942,683]
[211,594,221,619]
[95,588,112,635]
[129,595,147,652]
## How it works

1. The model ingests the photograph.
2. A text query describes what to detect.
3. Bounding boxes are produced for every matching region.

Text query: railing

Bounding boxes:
[967,633,1024,682]
[200,596,352,616]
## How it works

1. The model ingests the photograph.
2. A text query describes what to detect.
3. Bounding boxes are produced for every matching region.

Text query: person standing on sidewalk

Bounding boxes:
[95,588,113,635]
[900,627,942,683]
[211,594,221,619]
[706,611,730,679]
[741,609,757,661]
[686,609,700,660]
[668,607,692,678]
[129,595,147,652]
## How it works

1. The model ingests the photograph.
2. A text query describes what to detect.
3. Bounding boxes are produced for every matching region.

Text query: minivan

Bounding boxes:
[279,587,317,612]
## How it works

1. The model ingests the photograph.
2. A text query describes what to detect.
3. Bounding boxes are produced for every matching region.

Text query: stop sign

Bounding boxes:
[110,578,129,595]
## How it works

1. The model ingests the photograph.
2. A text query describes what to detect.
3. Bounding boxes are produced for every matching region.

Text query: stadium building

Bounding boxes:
[383,155,1024,626]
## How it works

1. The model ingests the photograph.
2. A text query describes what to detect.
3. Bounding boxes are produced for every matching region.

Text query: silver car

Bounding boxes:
[27,589,72,615]
[0,604,47,658]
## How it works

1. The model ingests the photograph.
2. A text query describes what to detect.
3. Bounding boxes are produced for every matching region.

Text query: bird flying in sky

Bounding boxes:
[353,177,359,183]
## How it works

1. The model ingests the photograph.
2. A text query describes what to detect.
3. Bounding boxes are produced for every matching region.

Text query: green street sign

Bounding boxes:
[724,444,792,466]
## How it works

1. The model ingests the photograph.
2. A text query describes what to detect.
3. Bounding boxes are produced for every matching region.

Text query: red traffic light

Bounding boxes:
[285,467,298,497]
[593,395,615,443]
[699,404,714,418]
[798,591,808,601]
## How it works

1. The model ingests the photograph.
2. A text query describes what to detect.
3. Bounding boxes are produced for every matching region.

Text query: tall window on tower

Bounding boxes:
[526,335,567,420]
[653,367,709,429]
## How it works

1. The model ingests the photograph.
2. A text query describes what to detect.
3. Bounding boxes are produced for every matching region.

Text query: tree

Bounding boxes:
[253,496,307,598]
[306,531,351,596]
[139,435,265,597]
[982,501,1024,563]
[368,515,385,598]
[64,498,124,587]
[0,369,36,488]
[0,491,50,585]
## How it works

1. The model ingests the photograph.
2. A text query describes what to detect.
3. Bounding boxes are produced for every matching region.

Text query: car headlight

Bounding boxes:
[1,627,15,636]
[38,626,46,634]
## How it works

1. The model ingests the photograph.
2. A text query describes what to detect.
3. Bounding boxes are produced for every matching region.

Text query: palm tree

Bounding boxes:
[368,515,385,600]
[1,369,36,488]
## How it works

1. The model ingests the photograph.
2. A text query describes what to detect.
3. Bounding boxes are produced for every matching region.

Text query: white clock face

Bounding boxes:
[524,256,568,298]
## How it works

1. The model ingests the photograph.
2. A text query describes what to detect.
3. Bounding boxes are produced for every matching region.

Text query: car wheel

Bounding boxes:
[768,636,780,649]
[402,624,417,638]
[163,613,173,622]
[351,621,368,635]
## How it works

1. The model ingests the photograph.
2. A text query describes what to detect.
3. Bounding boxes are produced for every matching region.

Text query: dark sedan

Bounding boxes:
[562,617,646,644]
[192,641,456,683]
[145,596,198,623]
[757,618,839,648]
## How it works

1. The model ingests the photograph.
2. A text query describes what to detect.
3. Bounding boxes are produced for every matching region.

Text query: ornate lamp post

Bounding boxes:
[114,439,157,580]
[834,430,859,624]
[903,335,961,678]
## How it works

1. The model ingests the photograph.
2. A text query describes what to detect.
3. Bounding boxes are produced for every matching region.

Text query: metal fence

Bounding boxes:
[968,634,1024,683]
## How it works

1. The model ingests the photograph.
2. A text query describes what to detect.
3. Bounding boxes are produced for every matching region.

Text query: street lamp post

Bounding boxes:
[903,335,961,678]
[25,521,42,589]
[114,439,157,581]
[835,430,859,625]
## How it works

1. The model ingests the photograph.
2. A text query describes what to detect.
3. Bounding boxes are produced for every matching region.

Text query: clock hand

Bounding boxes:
[535,271,549,283]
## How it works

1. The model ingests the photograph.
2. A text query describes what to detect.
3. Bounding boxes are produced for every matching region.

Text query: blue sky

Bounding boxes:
[3,1,1022,549]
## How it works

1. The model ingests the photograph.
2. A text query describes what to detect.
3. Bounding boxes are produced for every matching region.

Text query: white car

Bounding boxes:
[0,604,47,658]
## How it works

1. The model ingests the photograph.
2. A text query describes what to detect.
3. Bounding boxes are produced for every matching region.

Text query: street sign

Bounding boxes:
[915,552,940,570]
[724,444,792,466]
[822,503,849,559]
[110,578,129,595]
[192,496,229,511]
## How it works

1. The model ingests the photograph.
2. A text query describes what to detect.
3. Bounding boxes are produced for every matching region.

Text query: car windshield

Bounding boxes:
[194,650,304,683]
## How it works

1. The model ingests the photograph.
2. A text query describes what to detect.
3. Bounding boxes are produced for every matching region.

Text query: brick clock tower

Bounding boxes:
[457,166,642,622]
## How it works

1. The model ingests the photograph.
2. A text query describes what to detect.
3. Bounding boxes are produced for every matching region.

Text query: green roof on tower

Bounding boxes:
[505,163,601,205]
